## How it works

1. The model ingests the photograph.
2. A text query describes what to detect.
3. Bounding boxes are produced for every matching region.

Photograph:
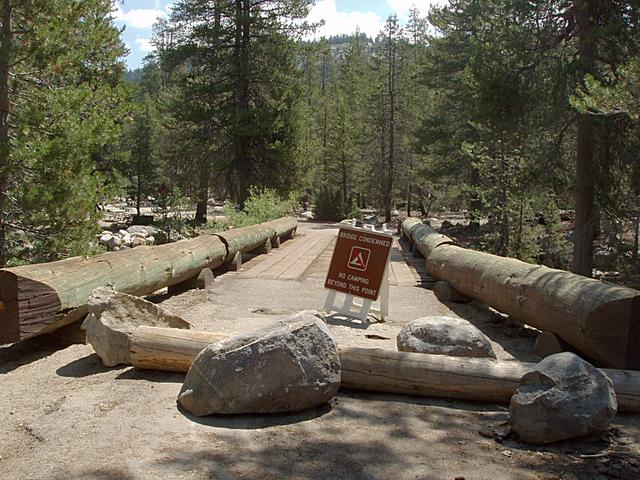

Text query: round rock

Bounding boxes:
[178,311,340,416]
[510,352,617,445]
[397,316,496,359]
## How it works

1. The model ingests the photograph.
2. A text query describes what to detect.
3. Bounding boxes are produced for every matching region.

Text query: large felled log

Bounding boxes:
[126,326,640,412]
[0,217,297,343]
[339,347,640,413]
[401,219,640,370]
[213,217,297,262]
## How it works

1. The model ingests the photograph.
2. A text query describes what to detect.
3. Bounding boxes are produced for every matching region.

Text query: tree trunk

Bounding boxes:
[126,326,640,413]
[0,0,12,267]
[572,0,597,277]
[0,217,296,343]
[233,0,251,204]
[402,218,640,370]
[385,27,396,223]
[131,326,228,372]
[194,171,209,224]
[340,347,640,412]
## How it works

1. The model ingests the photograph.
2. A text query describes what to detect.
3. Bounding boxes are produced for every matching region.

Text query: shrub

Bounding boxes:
[211,187,296,230]
[313,187,361,221]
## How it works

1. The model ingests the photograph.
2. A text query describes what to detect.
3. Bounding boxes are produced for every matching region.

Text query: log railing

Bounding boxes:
[401,218,640,370]
[0,217,297,343]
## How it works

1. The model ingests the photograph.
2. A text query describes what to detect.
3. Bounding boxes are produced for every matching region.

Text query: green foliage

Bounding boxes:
[1,0,129,265]
[152,185,191,243]
[215,187,296,230]
[313,187,360,222]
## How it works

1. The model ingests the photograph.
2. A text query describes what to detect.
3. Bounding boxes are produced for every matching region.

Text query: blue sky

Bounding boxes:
[114,0,445,69]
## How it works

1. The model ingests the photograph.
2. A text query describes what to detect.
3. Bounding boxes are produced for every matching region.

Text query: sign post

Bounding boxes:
[323,226,393,321]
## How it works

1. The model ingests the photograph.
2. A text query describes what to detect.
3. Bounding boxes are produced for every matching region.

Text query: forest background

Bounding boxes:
[0,0,638,283]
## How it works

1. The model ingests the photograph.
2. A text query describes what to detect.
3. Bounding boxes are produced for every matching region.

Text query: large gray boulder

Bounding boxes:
[178,311,340,416]
[83,288,192,367]
[397,316,496,359]
[510,352,617,445]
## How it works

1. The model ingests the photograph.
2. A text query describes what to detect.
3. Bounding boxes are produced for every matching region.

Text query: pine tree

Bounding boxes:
[0,0,128,265]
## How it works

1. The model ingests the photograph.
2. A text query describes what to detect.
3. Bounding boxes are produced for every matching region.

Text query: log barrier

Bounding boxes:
[401,218,640,370]
[0,217,297,343]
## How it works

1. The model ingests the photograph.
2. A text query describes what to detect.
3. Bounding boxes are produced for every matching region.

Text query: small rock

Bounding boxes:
[99,233,113,244]
[397,316,496,359]
[131,236,146,248]
[105,236,120,249]
[127,225,148,235]
[145,236,155,245]
[509,352,617,445]
[83,288,192,367]
[432,281,472,303]
[131,231,147,239]
[178,311,340,416]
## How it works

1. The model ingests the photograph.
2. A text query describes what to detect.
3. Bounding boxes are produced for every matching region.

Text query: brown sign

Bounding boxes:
[324,227,393,300]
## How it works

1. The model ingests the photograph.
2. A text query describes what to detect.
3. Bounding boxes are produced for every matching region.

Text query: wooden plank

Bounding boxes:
[240,232,322,278]
[253,233,328,279]
[277,233,335,280]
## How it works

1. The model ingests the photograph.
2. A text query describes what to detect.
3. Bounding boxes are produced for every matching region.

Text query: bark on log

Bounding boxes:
[130,326,227,372]
[0,217,297,343]
[401,219,640,370]
[213,217,296,262]
[339,347,640,413]
[126,326,640,413]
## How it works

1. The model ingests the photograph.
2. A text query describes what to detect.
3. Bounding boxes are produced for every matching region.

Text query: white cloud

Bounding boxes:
[114,5,167,29]
[386,0,446,19]
[135,37,154,53]
[306,0,385,39]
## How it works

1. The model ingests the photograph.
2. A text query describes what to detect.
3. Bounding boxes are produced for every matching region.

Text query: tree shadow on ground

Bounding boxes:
[152,391,603,480]
[51,468,136,480]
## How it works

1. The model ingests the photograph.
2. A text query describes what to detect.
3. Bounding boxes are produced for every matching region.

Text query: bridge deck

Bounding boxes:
[236,226,423,287]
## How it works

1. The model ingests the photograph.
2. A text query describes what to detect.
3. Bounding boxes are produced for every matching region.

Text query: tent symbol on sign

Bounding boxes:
[348,246,371,272]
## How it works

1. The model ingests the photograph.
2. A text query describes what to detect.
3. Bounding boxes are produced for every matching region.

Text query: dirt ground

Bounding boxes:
[1,222,639,480]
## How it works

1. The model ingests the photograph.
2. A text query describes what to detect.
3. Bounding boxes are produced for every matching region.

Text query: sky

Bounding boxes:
[114,0,446,70]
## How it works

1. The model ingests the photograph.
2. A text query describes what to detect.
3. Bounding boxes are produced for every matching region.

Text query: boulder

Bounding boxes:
[432,280,472,303]
[145,236,155,245]
[178,311,340,416]
[83,288,192,367]
[131,236,146,248]
[99,233,113,244]
[397,316,496,359]
[127,225,149,235]
[510,352,617,445]
[105,235,120,249]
